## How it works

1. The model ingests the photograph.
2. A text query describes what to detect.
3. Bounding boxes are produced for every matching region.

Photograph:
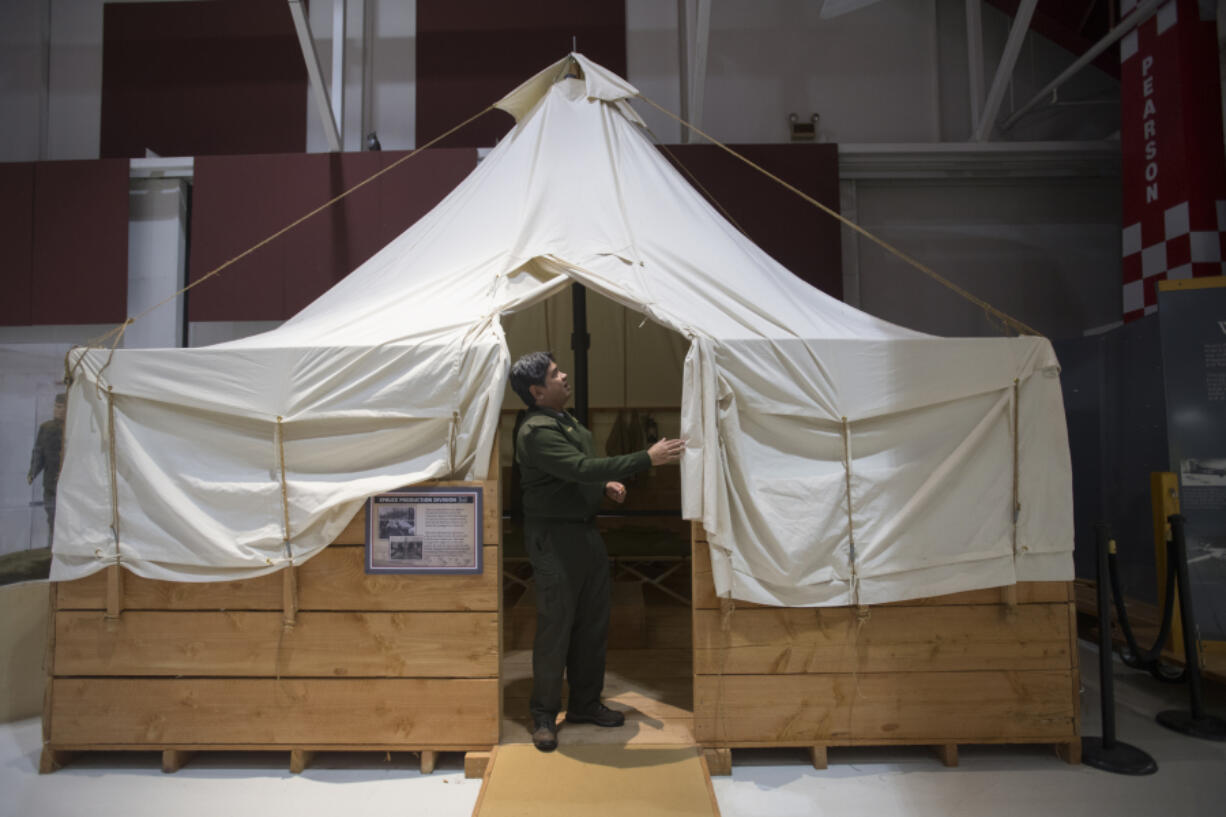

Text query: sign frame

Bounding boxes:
[364,485,484,575]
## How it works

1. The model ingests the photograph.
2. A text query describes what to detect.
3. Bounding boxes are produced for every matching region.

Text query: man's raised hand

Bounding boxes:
[647,437,686,466]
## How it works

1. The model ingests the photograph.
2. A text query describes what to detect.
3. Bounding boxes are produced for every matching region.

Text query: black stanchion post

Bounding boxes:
[1083,522,1158,774]
[1155,514,1226,741]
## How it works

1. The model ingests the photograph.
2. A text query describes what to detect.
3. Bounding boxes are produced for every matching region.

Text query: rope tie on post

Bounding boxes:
[96,318,135,386]
[840,416,862,610]
[104,386,124,621]
[715,592,736,747]
[106,387,121,559]
[276,417,297,632]
[1011,379,1021,530]
[449,411,460,476]
[1007,379,1021,616]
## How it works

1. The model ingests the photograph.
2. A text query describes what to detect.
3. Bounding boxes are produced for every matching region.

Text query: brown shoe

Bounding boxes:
[532,718,558,752]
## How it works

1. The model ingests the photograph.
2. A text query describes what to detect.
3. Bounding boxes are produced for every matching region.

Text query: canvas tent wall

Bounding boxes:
[54,53,1074,606]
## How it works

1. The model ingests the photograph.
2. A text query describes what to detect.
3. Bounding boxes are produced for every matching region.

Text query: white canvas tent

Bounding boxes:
[54,54,1074,606]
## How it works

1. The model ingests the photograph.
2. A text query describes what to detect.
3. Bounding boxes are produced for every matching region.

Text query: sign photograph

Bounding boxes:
[365,485,483,574]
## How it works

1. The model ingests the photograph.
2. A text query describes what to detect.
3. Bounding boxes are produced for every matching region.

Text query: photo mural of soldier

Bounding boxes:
[26,393,66,548]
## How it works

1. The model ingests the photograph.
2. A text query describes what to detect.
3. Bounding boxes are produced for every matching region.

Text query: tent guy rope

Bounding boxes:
[67,64,1041,389]
[635,93,1043,338]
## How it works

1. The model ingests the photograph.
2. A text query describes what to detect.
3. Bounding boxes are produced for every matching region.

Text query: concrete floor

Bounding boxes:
[5,643,1225,817]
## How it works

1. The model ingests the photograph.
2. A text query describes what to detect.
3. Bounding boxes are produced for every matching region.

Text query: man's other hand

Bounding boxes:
[605,482,627,503]
[647,437,685,466]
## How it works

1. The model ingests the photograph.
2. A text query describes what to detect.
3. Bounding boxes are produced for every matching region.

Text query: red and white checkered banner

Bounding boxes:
[1121,0,1226,321]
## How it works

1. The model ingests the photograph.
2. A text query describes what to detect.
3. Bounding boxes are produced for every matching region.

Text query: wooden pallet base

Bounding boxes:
[702,739,1081,776]
[38,745,491,777]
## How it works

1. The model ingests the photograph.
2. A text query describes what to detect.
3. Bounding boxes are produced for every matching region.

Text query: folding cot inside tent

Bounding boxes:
[53,53,1074,606]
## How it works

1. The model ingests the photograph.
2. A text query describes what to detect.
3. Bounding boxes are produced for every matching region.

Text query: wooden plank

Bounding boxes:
[49,678,500,746]
[162,749,194,773]
[332,509,367,546]
[808,745,827,770]
[290,749,315,774]
[38,748,73,774]
[57,546,500,612]
[54,610,499,678]
[932,744,958,767]
[298,545,499,611]
[106,565,123,618]
[470,746,497,815]
[464,750,491,779]
[494,439,504,737]
[700,751,724,817]
[694,603,1071,674]
[1055,739,1081,765]
[282,567,298,627]
[43,583,57,744]
[693,670,1076,744]
[702,747,731,776]
[1067,600,1081,737]
[420,749,437,774]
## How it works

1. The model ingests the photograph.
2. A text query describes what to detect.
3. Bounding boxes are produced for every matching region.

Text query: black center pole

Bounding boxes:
[1082,522,1158,774]
[1155,514,1226,741]
[571,282,590,427]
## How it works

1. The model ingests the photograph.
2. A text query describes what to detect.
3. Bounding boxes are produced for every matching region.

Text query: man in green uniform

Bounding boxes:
[509,352,684,752]
[27,393,66,548]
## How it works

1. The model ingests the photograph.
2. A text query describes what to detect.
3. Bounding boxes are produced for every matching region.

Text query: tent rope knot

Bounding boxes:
[275,416,294,567]
[1011,379,1021,527]
[840,416,861,607]
[105,386,122,565]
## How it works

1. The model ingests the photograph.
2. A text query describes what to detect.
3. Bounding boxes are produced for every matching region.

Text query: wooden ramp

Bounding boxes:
[472,744,720,817]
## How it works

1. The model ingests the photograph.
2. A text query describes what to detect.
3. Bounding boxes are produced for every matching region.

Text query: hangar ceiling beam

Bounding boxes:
[973,0,1037,141]
[677,0,711,144]
[1001,0,1165,132]
[966,0,985,136]
[288,0,342,152]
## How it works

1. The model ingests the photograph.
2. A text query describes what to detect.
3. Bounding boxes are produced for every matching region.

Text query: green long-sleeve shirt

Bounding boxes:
[515,408,651,521]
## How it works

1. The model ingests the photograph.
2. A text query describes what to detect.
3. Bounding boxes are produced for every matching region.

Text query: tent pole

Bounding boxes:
[571,283,590,426]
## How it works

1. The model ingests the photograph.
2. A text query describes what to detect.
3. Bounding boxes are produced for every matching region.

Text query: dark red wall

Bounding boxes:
[101,0,307,158]
[416,0,626,147]
[0,163,34,326]
[188,149,479,321]
[661,144,843,299]
[0,159,129,326]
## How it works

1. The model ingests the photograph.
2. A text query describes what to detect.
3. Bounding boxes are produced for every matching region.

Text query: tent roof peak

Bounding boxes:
[493,52,641,123]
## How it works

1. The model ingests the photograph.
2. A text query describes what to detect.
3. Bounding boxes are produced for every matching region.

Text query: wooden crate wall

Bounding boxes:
[691,524,1080,760]
[43,458,502,770]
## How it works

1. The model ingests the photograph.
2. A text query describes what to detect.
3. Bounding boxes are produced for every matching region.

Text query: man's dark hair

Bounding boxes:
[509,351,554,408]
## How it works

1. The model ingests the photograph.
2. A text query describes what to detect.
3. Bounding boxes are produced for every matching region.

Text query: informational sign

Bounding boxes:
[365,486,483,575]
[1159,278,1226,639]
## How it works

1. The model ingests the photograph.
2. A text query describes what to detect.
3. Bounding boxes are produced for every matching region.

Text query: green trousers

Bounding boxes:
[525,519,611,722]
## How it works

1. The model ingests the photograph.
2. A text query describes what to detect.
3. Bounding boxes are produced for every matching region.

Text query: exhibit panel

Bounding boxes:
[39,445,502,775]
